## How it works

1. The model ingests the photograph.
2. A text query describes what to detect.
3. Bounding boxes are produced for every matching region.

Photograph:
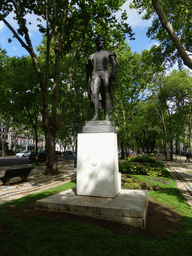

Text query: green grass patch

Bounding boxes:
[120,157,192,217]
[1,163,192,255]
[0,179,76,210]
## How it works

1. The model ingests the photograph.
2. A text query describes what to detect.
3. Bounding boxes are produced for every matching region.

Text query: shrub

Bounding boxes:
[119,156,163,177]
[128,155,156,163]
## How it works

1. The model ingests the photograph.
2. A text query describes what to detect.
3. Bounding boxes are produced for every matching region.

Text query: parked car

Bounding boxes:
[29,151,47,163]
[16,151,31,158]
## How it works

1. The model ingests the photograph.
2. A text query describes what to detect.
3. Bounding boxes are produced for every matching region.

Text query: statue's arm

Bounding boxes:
[110,53,117,80]
[86,58,93,83]
[86,58,93,100]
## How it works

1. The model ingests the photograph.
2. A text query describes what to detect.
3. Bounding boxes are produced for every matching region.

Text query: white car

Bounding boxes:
[16,151,31,158]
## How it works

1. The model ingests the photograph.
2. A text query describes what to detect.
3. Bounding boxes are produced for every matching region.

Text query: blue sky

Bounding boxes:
[0,1,157,57]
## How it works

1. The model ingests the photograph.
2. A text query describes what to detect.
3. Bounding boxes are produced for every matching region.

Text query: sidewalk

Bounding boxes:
[167,161,192,208]
[0,160,76,204]
[156,154,192,208]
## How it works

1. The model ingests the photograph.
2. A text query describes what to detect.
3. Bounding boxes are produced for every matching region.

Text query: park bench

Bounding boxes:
[0,166,34,185]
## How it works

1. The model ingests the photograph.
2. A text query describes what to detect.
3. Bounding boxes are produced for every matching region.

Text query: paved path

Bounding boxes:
[155,154,192,208]
[165,160,192,208]
[0,160,76,204]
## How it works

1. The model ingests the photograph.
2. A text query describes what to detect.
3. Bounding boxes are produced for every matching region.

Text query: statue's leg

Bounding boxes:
[103,75,110,121]
[92,76,100,121]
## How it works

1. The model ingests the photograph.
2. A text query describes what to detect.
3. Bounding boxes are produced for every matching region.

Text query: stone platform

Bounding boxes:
[36,188,148,230]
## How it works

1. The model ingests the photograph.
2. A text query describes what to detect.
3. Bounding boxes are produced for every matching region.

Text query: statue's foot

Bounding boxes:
[92,114,99,121]
[105,115,110,121]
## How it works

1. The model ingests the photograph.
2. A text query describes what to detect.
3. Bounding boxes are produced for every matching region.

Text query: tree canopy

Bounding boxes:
[0,0,134,174]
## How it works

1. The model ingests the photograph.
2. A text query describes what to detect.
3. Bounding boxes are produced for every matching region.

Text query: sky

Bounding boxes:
[0,1,157,58]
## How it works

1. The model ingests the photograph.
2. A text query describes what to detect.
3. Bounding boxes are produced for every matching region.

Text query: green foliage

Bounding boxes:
[112,45,161,156]
[155,70,192,149]
[128,100,161,152]
[128,69,192,153]
[0,55,44,146]
[129,155,156,163]
[121,174,169,190]
[119,156,170,177]
[0,0,134,173]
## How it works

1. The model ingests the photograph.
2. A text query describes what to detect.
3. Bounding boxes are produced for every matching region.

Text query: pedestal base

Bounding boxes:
[36,188,148,230]
[76,132,121,198]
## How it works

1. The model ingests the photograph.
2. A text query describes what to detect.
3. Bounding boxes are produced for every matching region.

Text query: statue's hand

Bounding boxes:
[110,72,116,81]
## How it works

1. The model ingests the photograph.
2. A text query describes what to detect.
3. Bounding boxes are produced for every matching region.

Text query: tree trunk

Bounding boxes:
[44,130,59,175]
[165,141,169,161]
[120,135,125,159]
[2,139,6,157]
[35,130,38,165]
[2,128,8,157]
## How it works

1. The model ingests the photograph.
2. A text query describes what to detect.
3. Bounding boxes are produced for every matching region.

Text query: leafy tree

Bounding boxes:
[8,56,44,156]
[129,101,160,153]
[0,48,15,156]
[148,70,192,158]
[113,45,160,158]
[161,70,192,154]
[0,0,133,174]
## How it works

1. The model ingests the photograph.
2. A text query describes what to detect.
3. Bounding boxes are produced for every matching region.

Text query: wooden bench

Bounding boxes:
[0,166,34,185]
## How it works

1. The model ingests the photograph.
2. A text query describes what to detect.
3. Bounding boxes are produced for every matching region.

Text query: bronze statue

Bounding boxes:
[86,35,117,121]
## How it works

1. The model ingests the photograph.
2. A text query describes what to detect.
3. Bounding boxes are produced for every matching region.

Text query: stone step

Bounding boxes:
[36,188,148,230]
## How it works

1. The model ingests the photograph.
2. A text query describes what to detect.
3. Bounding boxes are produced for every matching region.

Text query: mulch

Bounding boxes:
[2,197,182,238]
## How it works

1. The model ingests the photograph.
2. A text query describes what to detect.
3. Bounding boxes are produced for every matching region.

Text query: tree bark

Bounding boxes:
[120,137,125,159]
[2,140,6,157]
[44,129,59,175]
[35,130,38,165]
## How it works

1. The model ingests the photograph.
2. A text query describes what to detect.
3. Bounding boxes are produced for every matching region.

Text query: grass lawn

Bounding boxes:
[0,157,192,256]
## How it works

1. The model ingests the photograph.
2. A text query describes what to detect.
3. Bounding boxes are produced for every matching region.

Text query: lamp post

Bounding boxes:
[74,117,79,168]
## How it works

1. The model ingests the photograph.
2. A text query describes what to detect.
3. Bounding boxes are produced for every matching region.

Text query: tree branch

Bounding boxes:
[152,0,192,69]
[0,17,28,50]
[60,0,68,43]
[57,38,87,128]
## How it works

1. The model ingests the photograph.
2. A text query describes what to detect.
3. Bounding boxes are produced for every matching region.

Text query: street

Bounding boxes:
[0,155,75,168]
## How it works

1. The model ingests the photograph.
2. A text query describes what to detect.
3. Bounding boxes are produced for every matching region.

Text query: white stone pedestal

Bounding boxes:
[76,123,121,197]
[35,121,148,230]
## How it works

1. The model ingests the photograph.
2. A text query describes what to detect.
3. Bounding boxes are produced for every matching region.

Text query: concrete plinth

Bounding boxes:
[77,132,121,197]
[77,121,121,198]
[36,120,148,229]
[82,120,117,133]
[36,188,148,230]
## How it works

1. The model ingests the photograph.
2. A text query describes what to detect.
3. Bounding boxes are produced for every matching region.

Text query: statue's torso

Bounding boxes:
[88,50,115,72]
